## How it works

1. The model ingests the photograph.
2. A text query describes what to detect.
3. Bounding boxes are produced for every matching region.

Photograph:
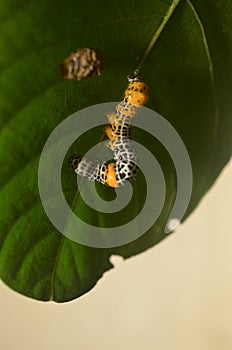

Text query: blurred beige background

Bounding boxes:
[0,160,231,350]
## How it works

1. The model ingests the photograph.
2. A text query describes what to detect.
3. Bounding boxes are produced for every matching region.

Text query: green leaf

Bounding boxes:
[0,0,231,302]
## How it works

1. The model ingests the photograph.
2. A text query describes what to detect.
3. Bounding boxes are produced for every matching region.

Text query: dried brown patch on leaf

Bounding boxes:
[60,48,102,80]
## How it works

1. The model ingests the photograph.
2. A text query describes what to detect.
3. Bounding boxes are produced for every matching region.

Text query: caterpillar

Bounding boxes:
[69,75,148,187]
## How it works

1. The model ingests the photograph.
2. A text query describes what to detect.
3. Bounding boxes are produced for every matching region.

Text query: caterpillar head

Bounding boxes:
[69,155,83,171]
[125,77,148,106]
[127,74,143,83]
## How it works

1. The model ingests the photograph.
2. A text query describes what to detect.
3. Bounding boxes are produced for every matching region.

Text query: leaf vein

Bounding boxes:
[49,234,64,301]
[187,0,220,141]
[67,240,82,288]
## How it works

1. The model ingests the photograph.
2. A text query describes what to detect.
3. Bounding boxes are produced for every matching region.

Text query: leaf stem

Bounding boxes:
[133,0,181,76]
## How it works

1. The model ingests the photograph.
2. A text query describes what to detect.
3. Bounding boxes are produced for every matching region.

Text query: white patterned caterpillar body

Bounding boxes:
[70,155,138,189]
[70,75,148,188]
